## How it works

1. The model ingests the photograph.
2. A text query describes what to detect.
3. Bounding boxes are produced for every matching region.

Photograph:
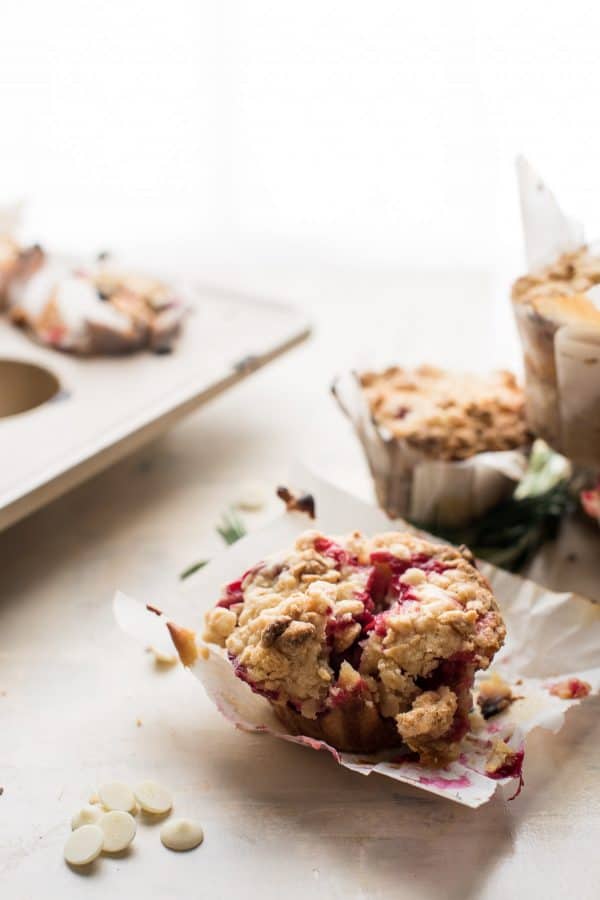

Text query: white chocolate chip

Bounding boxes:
[64,824,104,866]
[134,781,173,816]
[234,480,266,511]
[98,782,136,813]
[99,810,136,853]
[71,805,103,830]
[160,818,204,851]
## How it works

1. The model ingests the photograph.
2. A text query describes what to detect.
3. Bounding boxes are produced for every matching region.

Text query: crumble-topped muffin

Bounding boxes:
[511,247,600,455]
[512,246,600,319]
[203,530,505,765]
[359,366,527,462]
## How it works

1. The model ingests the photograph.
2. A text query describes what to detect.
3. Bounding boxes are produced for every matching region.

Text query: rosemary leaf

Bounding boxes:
[180,508,247,580]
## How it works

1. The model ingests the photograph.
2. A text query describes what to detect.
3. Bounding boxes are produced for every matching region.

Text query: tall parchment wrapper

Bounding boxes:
[513,157,600,466]
[332,370,527,528]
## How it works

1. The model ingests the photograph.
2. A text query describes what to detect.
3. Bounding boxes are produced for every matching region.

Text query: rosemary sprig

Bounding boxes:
[216,509,247,545]
[415,441,573,571]
[180,508,247,580]
[179,559,209,580]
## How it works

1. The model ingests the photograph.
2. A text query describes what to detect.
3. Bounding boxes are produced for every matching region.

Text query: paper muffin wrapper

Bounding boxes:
[514,157,600,467]
[331,371,527,528]
[114,467,600,809]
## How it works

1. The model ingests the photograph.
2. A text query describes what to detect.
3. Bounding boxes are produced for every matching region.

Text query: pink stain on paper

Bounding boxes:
[418,774,471,790]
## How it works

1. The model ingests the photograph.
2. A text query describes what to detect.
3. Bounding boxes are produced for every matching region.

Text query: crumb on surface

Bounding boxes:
[548,678,591,700]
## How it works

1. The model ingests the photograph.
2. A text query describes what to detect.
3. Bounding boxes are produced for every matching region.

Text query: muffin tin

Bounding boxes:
[0,284,309,530]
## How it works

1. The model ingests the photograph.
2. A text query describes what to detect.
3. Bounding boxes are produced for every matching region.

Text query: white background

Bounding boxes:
[1,0,600,272]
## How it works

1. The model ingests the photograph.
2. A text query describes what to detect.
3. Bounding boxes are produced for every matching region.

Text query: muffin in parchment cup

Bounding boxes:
[512,158,600,467]
[332,366,529,529]
[202,528,506,765]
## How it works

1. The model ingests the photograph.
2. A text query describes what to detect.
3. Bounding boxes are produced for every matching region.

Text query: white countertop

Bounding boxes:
[2,261,599,899]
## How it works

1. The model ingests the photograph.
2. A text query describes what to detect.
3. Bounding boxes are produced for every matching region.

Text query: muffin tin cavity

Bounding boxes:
[0,358,60,418]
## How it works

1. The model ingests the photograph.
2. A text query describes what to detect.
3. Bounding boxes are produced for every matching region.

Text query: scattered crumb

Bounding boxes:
[549,678,591,699]
[0,690,6,696]
[149,646,177,666]
[477,672,518,719]
[565,552,578,563]
[146,604,163,617]
[276,486,316,518]
[0,786,4,796]
[136,719,143,728]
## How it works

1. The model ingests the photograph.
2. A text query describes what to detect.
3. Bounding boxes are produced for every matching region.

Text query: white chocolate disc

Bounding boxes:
[160,818,204,852]
[98,782,136,813]
[99,810,136,853]
[64,824,103,866]
[134,781,173,815]
[234,480,266,511]
[71,805,103,830]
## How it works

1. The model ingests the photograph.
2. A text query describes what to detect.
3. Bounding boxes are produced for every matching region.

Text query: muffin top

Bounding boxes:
[204,530,505,762]
[359,365,527,461]
[512,246,600,327]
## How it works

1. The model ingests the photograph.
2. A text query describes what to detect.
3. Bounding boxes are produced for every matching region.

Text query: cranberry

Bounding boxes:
[314,537,358,568]
[216,579,244,608]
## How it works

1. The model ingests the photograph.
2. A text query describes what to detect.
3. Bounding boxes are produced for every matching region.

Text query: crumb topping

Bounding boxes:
[359,366,527,461]
[204,530,505,763]
[512,246,600,326]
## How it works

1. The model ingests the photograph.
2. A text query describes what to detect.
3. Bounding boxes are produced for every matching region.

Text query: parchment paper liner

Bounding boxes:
[331,370,528,528]
[513,157,600,467]
[114,468,599,809]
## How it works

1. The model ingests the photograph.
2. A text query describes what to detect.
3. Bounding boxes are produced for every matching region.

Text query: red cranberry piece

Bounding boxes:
[314,537,358,568]
[216,578,244,608]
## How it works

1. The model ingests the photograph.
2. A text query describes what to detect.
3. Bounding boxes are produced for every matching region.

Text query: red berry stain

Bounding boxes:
[487,747,525,799]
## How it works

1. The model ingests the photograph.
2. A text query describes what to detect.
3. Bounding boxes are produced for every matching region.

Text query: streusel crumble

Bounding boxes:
[203,530,505,764]
[359,366,527,461]
[511,246,600,456]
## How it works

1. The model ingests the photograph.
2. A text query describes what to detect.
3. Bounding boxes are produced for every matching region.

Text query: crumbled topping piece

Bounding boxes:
[477,671,516,718]
[359,366,527,461]
[276,486,316,519]
[548,678,591,700]
[167,623,199,667]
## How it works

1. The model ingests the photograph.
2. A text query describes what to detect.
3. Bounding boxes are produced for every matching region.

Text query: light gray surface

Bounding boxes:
[1,262,598,899]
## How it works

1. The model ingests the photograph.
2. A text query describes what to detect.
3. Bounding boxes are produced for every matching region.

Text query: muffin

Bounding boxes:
[3,242,184,354]
[203,529,506,765]
[333,366,528,527]
[511,248,600,466]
